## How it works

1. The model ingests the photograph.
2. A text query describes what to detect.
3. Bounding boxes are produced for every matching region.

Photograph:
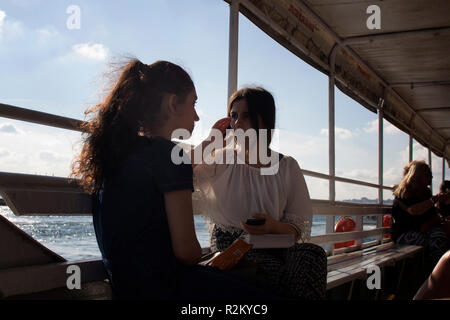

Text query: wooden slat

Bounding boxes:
[331,239,387,256]
[0,259,107,298]
[327,270,367,290]
[0,172,81,192]
[312,205,391,216]
[326,245,423,290]
[311,227,391,245]
[0,172,91,216]
[327,250,363,266]
[1,190,92,216]
[327,242,394,268]
[332,244,361,255]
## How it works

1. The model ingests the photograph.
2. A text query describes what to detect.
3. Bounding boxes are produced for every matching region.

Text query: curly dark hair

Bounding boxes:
[71,59,194,194]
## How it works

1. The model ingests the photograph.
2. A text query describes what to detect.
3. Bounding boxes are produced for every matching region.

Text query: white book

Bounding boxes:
[242,234,295,249]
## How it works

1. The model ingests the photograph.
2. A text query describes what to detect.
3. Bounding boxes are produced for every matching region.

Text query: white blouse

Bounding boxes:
[192,150,313,243]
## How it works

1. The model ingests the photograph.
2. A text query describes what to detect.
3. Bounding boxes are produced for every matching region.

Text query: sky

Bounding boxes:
[0,0,449,201]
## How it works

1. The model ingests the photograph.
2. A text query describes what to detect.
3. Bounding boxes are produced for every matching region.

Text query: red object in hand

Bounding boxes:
[383,215,392,239]
[334,217,356,249]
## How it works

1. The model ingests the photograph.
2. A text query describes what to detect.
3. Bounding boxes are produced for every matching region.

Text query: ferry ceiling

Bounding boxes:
[224,0,450,166]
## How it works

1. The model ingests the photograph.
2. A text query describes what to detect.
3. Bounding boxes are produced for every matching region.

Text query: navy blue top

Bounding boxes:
[391,189,437,242]
[92,136,193,299]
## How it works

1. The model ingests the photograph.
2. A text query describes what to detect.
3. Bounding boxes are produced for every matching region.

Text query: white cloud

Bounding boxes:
[385,123,401,135]
[0,123,21,134]
[0,10,24,41]
[383,166,404,188]
[0,121,82,177]
[39,150,68,163]
[72,43,109,61]
[337,127,354,139]
[0,10,5,33]
[37,26,58,37]
[36,26,59,44]
[0,149,10,158]
[320,127,354,140]
[363,119,401,135]
[364,119,378,133]
[413,142,428,161]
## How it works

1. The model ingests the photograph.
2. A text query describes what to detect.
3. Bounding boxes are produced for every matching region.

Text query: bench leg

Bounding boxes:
[396,259,406,294]
[347,280,355,300]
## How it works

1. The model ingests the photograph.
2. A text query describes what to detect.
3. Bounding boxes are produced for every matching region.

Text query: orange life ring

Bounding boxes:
[334,217,356,249]
[383,215,392,239]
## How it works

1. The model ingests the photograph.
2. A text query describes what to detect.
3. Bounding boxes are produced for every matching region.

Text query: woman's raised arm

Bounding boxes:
[406,193,449,216]
[191,117,230,169]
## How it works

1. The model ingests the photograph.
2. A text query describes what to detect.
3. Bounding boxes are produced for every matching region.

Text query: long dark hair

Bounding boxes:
[71,59,194,194]
[227,87,276,145]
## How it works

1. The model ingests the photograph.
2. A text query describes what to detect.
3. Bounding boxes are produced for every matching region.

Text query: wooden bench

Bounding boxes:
[326,242,424,299]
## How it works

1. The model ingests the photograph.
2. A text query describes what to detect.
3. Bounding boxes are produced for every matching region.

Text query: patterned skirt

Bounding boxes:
[397,225,449,267]
[210,225,327,300]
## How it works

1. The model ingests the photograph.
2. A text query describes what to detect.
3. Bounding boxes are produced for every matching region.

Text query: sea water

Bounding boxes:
[1,206,351,261]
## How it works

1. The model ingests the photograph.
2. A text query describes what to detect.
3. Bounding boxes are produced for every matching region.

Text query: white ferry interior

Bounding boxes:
[0,0,449,300]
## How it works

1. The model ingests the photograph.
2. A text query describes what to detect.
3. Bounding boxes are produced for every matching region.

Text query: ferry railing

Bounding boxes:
[0,103,394,256]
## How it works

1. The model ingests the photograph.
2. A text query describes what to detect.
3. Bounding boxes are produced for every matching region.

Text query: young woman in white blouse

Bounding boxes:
[192,87,327,299]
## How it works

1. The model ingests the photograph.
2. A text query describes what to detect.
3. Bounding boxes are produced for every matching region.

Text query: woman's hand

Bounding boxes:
[192,117,231,168]
[209,117,231,140]
[241,213,277,235]
[240,213,298,238]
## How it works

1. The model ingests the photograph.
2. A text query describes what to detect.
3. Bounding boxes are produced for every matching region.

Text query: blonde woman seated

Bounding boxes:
[392,160,450,270]
[192,87,327,300]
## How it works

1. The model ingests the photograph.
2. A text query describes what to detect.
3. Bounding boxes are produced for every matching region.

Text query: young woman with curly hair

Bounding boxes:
[71,59,277,300]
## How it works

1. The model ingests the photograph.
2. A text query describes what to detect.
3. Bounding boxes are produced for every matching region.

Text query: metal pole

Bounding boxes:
[409,134,413,163]
[329,78,336,204]
[443,156,446,183]
[428,149,433,194]
[378,98,384,204]
[426,149,432,194]
[377,101,384,242]
[0,103,85,132]
[227,0,239,101]
[326,69,336,255]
